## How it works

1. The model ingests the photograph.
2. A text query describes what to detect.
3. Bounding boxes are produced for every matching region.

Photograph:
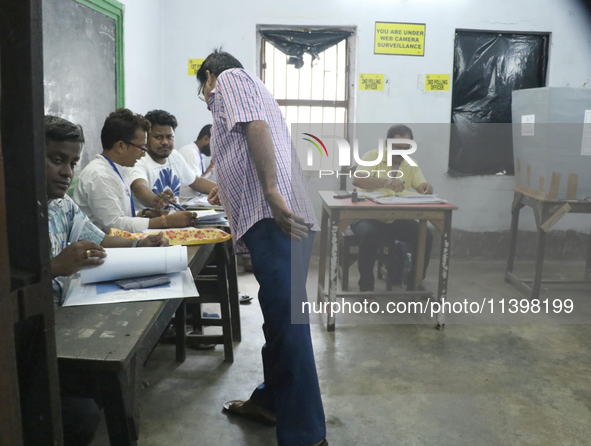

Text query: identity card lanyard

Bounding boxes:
[102,155,136,217]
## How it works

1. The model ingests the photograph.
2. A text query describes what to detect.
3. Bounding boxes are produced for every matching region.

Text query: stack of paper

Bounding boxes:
[62,270,197,307]
[182,195,211,207]
[62,245,196,307]
[80,245,188,284]
[371,194,447,205]
[193,211,228,226]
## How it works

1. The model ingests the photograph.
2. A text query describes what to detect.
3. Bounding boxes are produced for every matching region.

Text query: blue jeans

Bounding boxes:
[242,219,326,446]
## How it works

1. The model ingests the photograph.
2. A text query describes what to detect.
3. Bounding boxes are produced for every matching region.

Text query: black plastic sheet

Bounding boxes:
[260,29,353,68]
[449,31,549,176]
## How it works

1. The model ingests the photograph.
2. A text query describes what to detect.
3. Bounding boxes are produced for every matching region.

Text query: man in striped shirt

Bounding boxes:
[197,50,327,446]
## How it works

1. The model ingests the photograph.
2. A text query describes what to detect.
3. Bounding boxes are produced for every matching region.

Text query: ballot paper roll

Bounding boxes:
[80,245,188,284]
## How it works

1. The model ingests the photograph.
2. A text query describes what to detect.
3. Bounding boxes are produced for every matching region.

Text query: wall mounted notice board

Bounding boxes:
[43,0,124,170]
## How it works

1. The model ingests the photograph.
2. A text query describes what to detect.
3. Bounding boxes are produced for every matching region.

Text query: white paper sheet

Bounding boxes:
[182,195,211,207]
[80,245,187,284]
[521,114,535,136]
[371,195,447,204]
[358,190,422,199]
[192,210,219,219]
[62,269,198,307]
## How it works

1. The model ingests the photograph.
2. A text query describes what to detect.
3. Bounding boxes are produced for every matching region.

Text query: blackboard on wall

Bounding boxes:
[43,0,118,169]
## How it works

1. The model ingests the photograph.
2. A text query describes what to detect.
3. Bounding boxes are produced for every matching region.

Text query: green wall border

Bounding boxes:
[75,0,125,108]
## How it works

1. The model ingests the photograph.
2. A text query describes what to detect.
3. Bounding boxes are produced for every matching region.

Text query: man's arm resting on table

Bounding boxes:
[415,182,434,194]
[101,233,168,248]
[131,179,159,207]
[189,176,216,194]
[242,120,308,240]
[131,179,175,209]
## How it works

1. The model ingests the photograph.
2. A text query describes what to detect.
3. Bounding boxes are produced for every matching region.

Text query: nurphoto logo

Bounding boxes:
[302,134,418,178]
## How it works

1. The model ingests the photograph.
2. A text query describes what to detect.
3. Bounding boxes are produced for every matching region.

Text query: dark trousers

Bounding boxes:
[350,219,433,290]
[61,396,101,446]
[242,219,325,446]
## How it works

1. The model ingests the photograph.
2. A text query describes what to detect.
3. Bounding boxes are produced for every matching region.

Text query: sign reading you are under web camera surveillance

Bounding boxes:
[374,22,426,56]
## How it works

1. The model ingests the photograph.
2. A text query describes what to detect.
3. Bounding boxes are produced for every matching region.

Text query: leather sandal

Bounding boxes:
[222,400,276,426]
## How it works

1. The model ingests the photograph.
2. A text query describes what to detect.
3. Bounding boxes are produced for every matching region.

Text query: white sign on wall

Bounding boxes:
[521,114,535,136]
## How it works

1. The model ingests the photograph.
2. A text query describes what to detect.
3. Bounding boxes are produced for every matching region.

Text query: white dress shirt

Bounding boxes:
[177,142,212,203]
[73,154,150,233]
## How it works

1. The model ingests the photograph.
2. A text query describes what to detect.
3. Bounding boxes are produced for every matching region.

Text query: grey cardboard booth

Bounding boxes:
[512,87,591,200]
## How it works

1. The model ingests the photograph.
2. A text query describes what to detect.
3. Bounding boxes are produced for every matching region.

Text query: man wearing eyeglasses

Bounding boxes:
[74,108,197,232]
[197,50,327,446]
[129,109,215,214]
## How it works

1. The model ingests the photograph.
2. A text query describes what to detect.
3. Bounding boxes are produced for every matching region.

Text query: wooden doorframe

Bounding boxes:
[0,39,24,446]
[0,0,63,444]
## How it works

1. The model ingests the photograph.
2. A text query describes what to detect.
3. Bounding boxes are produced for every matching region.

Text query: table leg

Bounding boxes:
[217,243,234,363]
[327,210,339,331]
[411,220,427,291]
[585,222,591,280]
[317,207,329,304]
[506,194,523,277]
[227,243,241,342]
[531,227,548,301]
[174,300,186,363]
[100,368,138,446]
[436,211,452,330]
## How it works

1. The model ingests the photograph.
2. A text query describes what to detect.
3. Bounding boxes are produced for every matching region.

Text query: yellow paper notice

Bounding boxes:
[359,74,384,91]
[188,59,205,76]
[425,74,450,91]
[374,22,426,56]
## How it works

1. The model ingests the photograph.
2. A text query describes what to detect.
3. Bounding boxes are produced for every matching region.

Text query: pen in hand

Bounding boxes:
[171,202,185,212]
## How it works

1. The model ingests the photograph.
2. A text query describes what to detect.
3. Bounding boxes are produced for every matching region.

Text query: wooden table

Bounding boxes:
[55,244,213,446]
[505,187,591,299]
[317,191,458,331]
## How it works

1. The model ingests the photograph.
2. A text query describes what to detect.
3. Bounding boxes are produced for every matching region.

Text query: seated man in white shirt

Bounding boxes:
[74,109,198,232]
[178,124,215,203]
[130,110,215,211]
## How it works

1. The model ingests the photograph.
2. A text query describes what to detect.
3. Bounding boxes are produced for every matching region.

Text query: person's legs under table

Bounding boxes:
[241,219,326,446]
[61,396,101,446]
[387,219,433,289]
[350,219,391,291]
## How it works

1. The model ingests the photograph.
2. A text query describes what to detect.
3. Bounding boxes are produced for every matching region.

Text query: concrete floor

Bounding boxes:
[92,258,591,445]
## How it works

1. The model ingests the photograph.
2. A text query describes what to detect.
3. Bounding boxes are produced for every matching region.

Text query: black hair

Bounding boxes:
[44,115,85,144]
[196,49,244,91]
[144,109,178,130]
[197,124,212,140]
[386,124,413,140]
[101,108,151,149]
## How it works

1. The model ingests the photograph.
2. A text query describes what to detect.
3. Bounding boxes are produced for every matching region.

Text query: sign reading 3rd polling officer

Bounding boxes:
[188,59,205,76]
[359,74,385,91]
[425,74,450,91]
[374,22,426,56]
